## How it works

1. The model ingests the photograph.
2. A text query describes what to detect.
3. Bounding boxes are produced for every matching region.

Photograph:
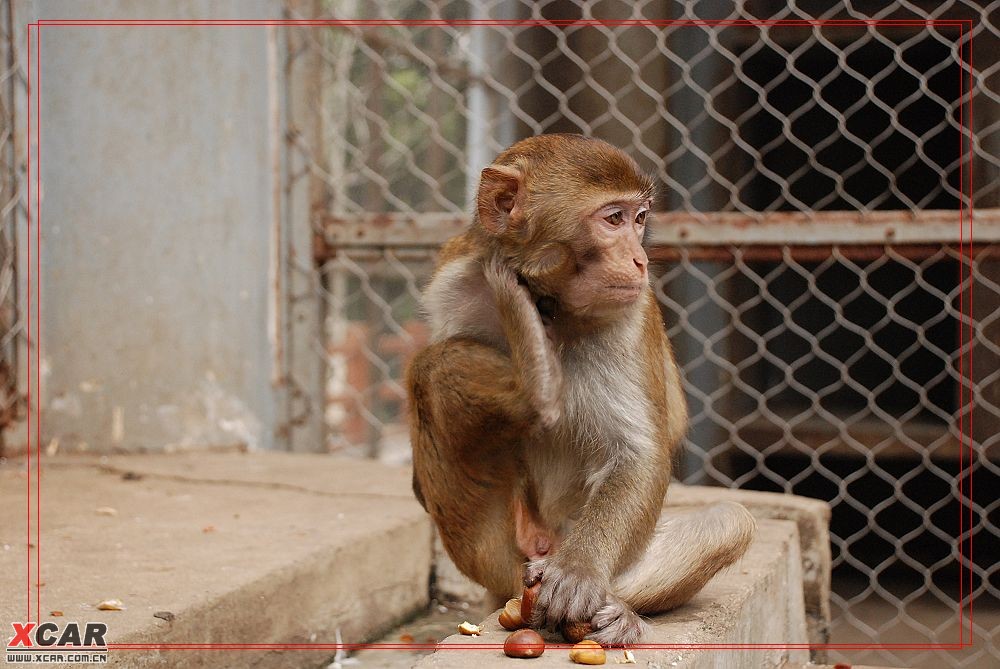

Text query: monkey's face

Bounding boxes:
[475,135,656,320]
[553,198,651,318]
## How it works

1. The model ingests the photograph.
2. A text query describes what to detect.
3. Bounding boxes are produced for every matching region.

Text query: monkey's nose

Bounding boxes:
[634,256,647,273]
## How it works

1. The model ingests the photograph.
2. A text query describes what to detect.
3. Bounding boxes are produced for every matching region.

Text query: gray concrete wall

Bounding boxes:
[20,0,289,451]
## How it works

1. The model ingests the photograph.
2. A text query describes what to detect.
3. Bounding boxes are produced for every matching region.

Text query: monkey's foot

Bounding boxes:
[589,597,647,646]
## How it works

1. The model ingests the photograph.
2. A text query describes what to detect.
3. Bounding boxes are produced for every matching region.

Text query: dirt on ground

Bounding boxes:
[326,600,492,669]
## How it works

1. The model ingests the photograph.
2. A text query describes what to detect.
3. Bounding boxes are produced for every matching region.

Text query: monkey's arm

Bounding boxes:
[531,303,681,630]
[558,458,669,574]
[482,256,563,427]
[528,450,670,628]
[564,319,685,577]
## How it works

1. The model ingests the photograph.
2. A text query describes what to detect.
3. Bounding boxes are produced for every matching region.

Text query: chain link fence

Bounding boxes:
[284,2,999,667]
[0,0,26,455]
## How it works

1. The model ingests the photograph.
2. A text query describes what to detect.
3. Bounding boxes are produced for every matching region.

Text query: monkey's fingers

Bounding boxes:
[482,255,519,294]
[520,581,541,629]
[532,564,607,632]
[523,560,545,587]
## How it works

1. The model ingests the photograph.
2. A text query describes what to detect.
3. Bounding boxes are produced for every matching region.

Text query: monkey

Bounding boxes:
[406,134,756,645]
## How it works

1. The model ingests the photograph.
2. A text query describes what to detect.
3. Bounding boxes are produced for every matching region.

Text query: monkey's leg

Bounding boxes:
[407,339,538,599]
[587,501,756,645]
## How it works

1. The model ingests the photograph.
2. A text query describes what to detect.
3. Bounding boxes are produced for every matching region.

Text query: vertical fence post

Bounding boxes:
[280,3,327,452]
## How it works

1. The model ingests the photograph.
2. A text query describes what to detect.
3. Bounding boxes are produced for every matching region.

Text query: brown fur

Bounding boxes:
[407,134,755,645]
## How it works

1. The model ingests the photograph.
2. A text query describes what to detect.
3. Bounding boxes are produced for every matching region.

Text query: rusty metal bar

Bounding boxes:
[267,23,284,388]
[316,208,1000,258]
[649,244,1000,263]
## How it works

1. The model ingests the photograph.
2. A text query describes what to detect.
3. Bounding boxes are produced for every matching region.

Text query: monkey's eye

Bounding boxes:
[636,211,647,226]
[604,210,625,226]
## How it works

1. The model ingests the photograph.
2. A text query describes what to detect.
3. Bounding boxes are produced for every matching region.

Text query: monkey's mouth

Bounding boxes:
[606,284,643,301]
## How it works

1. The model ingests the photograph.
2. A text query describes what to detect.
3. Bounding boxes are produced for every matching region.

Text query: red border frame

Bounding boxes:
[20,17,977,655]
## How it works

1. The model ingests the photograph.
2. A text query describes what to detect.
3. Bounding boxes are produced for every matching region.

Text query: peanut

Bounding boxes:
[569,639,606,665]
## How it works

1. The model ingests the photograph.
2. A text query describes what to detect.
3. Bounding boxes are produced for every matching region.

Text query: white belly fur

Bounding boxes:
[422,258,657,532]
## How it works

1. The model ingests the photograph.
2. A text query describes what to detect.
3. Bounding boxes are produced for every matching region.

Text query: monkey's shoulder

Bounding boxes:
[422,250,505,347]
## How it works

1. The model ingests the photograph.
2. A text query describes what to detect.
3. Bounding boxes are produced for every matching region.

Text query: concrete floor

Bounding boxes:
[6,451,983,668]
[1,453,433,668]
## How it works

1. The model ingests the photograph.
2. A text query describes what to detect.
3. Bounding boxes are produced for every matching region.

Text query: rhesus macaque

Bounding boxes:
[406,134,756,645]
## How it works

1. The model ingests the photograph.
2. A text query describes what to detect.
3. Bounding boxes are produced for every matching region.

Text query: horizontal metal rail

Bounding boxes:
[317,209,1000,258]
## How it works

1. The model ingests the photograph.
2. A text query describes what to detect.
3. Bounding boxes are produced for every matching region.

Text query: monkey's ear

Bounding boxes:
[477,165,524,236]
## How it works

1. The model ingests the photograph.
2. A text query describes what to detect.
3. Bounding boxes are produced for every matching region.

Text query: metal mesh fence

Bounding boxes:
[0,0,26,454]
[283,2,999,667]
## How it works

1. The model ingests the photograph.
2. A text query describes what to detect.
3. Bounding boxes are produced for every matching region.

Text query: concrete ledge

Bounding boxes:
[1,453,433,669]
[418,519,809,669]
[666,484,832,654]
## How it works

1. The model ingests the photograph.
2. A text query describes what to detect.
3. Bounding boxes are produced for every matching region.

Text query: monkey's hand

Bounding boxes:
[525,555,608,633]
[482,256,563,428]
[525,557,646,645]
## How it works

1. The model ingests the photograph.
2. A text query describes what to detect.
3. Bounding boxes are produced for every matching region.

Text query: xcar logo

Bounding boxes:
[6,622,109,664]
